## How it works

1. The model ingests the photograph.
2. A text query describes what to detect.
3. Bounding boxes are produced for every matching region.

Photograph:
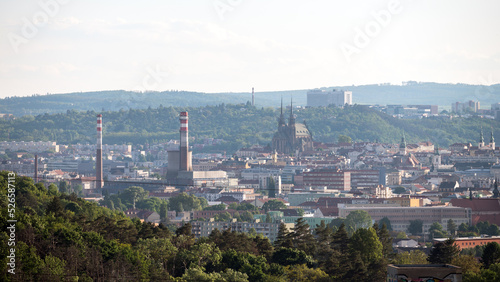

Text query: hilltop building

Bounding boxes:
[272,99,314,154]
[307,89,352,107]
[451,100,479,113]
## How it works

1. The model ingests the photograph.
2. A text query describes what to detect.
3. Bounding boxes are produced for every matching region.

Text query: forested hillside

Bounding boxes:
[0,104,498,153]
[1,83,499,116]
[2,173,500,281]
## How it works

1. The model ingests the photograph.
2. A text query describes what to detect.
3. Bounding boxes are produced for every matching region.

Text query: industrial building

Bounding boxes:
[167,111,228,187]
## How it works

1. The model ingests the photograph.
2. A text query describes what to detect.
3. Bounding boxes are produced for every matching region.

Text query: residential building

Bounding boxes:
[303,169,351,191]
[338,206,471,233]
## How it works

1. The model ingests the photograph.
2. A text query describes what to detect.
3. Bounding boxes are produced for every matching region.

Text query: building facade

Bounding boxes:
[307,89,352,107]
[303,169,351,191]
[338,206,471,233]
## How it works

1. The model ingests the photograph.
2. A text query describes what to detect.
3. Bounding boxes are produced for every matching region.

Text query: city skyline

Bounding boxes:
[1,0,499,98]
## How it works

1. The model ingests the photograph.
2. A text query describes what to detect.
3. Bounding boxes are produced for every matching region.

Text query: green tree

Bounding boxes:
[284,264,329,282]
[373,222,393,260]
[213,212,232,222]
[379,217,393,231]
[349,227,383,265]
[159,201,168,221]
[447,219,457,237]
[262,199,286,211]
[451,254,481,275]
[169,192,206,212]
[59,181,71,194]
[271,248,313,267]
[121,186,148,209]
[428,238,460,264]
[344,210,372,233]
[288,218,316,255]
[408,219,423,235]
[275,223,292,248]
[48,183,59,195]
[429,222,447,239]
[204,204,227,211]
[482,242,500,268]
[338,135,352,143]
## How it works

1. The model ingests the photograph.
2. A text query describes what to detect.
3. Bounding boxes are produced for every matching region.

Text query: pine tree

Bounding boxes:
[331,223,349,254]
[288,218,316,255]
[374,222,394,260]
[428,238,460,264]
[447,219,457,237]
[481,242,500,268]
[314,220,334,268]
[274,223,292,248]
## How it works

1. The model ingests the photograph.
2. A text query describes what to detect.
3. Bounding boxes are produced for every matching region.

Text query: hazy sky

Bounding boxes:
[1,0,499,98]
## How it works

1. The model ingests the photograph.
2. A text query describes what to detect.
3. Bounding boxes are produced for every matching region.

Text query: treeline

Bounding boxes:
[2,172,500,281]
[1,104,499,154]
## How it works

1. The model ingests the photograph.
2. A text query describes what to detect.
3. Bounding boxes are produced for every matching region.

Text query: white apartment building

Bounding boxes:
[307,89,353,107]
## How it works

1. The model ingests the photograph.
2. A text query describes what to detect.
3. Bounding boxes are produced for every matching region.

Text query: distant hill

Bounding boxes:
[0,104,497,154]
[1,82,499,116]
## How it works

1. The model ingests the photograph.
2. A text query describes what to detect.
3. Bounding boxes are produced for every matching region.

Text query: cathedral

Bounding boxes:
[272,99,314,154]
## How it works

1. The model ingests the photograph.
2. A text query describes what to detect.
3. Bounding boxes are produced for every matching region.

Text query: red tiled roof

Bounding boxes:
[450,198,500,211]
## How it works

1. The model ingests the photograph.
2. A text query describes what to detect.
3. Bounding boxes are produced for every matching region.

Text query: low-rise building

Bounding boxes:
[338,206,471,233]
[387,264,462,282]
[434,236,500,250]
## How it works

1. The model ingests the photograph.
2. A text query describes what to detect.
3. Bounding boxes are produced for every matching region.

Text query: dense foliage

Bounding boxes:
[1,103,498,155]
[3,171,500,280]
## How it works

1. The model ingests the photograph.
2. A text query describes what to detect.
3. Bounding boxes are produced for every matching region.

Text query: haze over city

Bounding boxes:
[3,1,500,281]
[1,0,500,98]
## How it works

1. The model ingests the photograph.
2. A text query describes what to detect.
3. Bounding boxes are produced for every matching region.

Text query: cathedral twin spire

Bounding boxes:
[278,96,295,127]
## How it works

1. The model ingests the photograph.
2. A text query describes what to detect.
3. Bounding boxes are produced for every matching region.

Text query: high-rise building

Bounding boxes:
[307,89,352,107]
[451,100,480,113]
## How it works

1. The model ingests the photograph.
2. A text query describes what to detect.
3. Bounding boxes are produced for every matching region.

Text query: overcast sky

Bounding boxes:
[1,0,499,98]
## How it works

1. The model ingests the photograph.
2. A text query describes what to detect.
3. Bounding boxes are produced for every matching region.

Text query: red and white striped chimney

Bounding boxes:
[96,114,103,189]
[179,112,191,171]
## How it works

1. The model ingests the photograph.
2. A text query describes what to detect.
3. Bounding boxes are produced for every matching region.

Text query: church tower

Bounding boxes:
[431,144,441,172]
[278,96,286,128]
[399,133,407,155]
[288,98,296,127]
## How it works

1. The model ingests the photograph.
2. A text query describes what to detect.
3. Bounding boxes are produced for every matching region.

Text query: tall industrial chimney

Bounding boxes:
[34,154,38,183]
[179,112,192,171]
[96,114,103,189]
[252,87,255,106]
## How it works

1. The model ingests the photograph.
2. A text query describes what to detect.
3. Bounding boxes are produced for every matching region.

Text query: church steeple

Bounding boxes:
[399,132,407,155]
[288,97,295,126]
[278,96,286,127]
